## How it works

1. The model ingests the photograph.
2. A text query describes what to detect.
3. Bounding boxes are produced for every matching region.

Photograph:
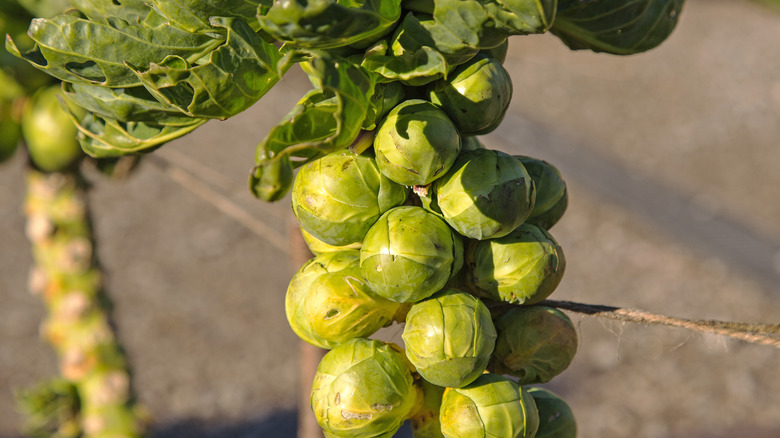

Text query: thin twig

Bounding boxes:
[541,299,780,348]
[147,155,291,255]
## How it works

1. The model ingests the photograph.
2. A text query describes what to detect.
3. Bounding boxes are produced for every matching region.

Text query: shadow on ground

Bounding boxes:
[151,411,417,438]
[149,412,778,438]
[152,410,298,438]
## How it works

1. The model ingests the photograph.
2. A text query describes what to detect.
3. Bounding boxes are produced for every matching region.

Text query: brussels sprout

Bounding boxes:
[468,223,565,304]
[374,99,461,186]
[292,151,408,246]
[311,339,418,438]
[0,100,21,163]
[527,387,577,438]
[360,206,462,303]
[423,149,535,240]
[402,289,496,388]
[440,373,539,438]
[515,155,568,229]
[305,266,403,348]
[490,306,578,385]
[249,155,293,202]
[22,86,84,172]
[285,251,361,347]
[428,54,512,135]
[552,0,685,55]
[301,228,362,256]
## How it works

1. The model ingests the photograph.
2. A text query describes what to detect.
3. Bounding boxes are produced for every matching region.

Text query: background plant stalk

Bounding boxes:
[23,168,146,437]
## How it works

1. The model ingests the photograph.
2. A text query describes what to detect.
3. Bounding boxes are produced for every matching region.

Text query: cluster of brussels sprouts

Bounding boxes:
[285,45,578,437]
[4,0,684,435]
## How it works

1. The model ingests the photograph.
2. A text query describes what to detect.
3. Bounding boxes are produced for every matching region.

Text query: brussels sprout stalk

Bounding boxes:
[22,169,146,437]
[349,129,377,155]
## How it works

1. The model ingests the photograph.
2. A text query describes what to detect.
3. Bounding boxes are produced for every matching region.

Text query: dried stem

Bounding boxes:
[540,299,780,348]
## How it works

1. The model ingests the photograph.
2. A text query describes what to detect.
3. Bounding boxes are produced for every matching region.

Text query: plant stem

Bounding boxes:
[539,299,780,348]
[23,168,147,437]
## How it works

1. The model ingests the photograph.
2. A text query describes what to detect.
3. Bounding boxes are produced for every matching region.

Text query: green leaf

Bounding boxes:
[69,0,152,23]
[476,0,558,36]
[362,81,405,130]
[360,13,470,86]
[70,111,207,157]
[15,378,81,438]
[5,13,221,87]
[257,56,374,162]
[256,0,402,49]
[15,0,71,18]
[362,45,448,86]
[249,155,294,202]
[149,0,262,33]
[61,82,196,125]
[552,0,686,55]
[129,17,291,119]
[428,0,557,51]
[250,56,374,199]
[258,89,339,161]
[1,6,56,92]
[362,1,555,85]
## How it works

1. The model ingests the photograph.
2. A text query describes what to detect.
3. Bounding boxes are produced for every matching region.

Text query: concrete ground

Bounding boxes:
[1,0,779,437]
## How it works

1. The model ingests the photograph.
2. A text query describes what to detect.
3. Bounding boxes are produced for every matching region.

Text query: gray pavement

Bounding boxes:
[2,0,779,437]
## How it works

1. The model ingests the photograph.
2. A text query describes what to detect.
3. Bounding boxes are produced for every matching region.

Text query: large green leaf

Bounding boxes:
[360,13,470,86]
[362,0,555,86]
[15,0,71,18]
[250,56,374,199]
[5,13,221,87]
[552,0,685,55]
[149,0,261,33]
[129,17,291,119]
[256,0,402,49]
[434,0,557,48]
[61,82,196,125]
[69,0,151,23]
[256,57,374,162]
[70,111,207,157]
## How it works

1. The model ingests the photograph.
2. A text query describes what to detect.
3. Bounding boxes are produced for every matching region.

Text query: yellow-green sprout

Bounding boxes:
[311,339,418,438]
[403,289,496,388]
[360,206,462,303]
[527,387,577,438]
[490,306,578,384]
[423,149,535,240]
[468,223,565,304]
[292,151,407,246]
[440,373,539,438]
[374,99,461,186]
[428,54,512,135]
